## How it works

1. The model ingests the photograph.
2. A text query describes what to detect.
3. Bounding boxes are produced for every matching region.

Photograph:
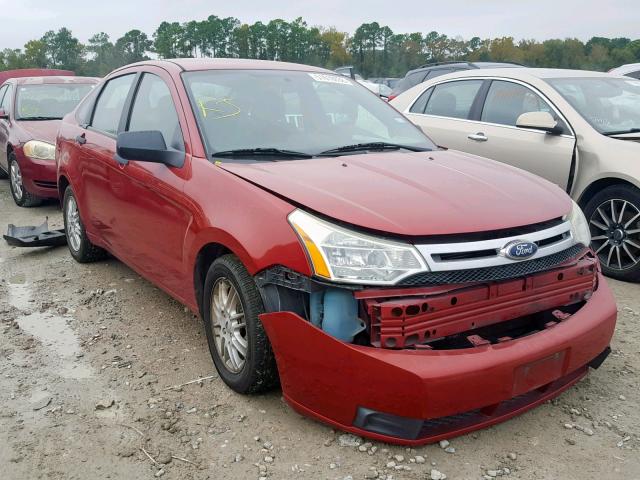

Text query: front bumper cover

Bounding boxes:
[259,274,616,445]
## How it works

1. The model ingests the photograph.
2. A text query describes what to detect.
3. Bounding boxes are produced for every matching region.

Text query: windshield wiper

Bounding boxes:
[18,116,63,121]
[602,128,640,136]
[318,142,431,156]
[212,148,313,159]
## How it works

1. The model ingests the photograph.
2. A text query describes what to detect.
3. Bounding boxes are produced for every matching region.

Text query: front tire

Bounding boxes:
[203,254,278,394]
[9,152,42,207]
[63,186,106,263]
[584,184,640,282]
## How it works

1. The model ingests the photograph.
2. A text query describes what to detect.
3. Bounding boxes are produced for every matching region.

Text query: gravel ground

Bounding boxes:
[0,181,639,480]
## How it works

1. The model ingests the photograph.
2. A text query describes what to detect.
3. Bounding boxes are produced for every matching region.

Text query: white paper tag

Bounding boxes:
[308,73,353,85]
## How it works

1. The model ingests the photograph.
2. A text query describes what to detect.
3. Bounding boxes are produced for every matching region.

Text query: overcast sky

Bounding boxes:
[1,0,639,49]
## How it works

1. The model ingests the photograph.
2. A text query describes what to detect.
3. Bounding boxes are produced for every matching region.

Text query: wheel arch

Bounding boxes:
[577,177,640,209]
[193,241,236,318]
[58,174,70,204]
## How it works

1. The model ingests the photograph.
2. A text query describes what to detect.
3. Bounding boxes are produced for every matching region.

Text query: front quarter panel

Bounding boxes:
[183,158,312,306]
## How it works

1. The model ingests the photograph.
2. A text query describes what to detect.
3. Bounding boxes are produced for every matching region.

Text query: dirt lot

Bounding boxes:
[0,181,638,480]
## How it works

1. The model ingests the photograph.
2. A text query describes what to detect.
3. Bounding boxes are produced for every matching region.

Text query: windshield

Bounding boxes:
[182,69,435,156]
[16,83,95,120]
[548,77,640,135]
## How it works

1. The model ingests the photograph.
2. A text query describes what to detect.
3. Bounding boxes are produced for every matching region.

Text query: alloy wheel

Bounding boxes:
[66,196,82,252]
[10,160,23,200]
[589,198,640,271]
[210,277,248,373]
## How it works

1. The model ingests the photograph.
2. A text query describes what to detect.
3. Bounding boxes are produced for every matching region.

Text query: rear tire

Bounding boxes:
[583,184,640,282]
[8,152,42,207]
[203,254,278,394]
[63,186,106,263]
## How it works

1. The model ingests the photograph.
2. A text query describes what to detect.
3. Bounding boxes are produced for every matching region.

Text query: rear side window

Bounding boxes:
[628,71,640,80]
[424,80,483,119]
[91,74,135,135]
[1,85,13,112]
[0,85,8,110]
[409,87,434,113]
[128,74,184,151]
[76,85,101,126]
[481,80,555,126]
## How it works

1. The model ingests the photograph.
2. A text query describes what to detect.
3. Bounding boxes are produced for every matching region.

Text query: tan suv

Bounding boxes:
[392,68,640,282]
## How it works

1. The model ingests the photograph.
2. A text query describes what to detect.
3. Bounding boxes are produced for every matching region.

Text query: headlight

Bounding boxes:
[288,209,427,285]
[565,200,591,247]
[23,140,55,160]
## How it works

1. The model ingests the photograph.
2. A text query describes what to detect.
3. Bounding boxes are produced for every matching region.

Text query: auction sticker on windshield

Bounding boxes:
[308,73,353,85]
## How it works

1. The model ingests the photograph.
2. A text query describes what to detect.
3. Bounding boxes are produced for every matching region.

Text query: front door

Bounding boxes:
[105,70,192,301]
[468,80,575,189]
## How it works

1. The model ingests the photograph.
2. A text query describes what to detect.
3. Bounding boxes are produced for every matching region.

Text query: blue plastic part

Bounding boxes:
[310,291,324,327]
[320,288,365,342]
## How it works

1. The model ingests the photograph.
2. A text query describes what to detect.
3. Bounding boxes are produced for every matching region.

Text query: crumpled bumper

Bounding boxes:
[259,274,616,445]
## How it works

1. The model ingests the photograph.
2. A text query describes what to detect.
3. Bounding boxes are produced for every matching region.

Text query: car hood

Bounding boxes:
[218,150,572,236]
[16,120,60,145]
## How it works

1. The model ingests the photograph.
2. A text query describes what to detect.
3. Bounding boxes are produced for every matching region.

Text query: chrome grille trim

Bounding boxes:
[415,221,574,272]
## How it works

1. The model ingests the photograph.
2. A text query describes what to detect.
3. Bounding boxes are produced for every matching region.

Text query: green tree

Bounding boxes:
[40,28,84,70]
[114,30,152,64]
[23,40,48,67]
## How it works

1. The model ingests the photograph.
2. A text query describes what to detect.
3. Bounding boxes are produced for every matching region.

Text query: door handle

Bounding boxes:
[75,133,86,145]
[467,132,488,142]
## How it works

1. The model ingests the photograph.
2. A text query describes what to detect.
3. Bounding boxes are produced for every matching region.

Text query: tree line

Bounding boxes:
[1,16,639,78]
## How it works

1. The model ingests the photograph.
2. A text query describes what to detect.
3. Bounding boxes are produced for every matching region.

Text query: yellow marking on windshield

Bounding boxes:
[197,98,241,120]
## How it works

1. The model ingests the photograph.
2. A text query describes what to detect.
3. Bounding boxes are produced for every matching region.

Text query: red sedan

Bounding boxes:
[56,59,616,444]
[0,75,98,206]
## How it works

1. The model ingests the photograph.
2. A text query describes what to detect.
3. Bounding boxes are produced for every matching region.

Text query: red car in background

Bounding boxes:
[56,59,615,444]
[0,75,98,206]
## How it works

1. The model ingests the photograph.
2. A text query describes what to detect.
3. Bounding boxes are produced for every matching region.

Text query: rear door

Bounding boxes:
[80,73,138,246]
[404,79,485,150]
[468,79,575,188]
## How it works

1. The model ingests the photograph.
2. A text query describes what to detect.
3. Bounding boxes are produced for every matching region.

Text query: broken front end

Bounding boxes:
[256,214,616,445]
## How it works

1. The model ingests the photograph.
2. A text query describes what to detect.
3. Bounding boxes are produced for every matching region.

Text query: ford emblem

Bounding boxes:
[501,240,538,260]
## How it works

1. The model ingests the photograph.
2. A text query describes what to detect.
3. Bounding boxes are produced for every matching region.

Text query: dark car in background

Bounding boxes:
[367,77,401,89]
[0,75,99,206]
[389,61,523,100]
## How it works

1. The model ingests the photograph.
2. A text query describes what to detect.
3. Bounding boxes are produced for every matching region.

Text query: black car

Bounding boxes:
[389,61,523,99]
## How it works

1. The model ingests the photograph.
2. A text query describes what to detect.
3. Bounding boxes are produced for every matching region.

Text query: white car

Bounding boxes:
[609,63,640,80]
[391,68,640,281]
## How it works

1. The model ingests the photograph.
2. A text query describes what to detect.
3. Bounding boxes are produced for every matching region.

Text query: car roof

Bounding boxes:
[12,76,100,85]
[424,67,627,82]
[609,63,640,75]
[118,58,333,74]
[406,61,521,74]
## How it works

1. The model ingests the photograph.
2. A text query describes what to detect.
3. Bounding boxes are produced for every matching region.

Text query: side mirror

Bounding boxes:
[516,111,561,134]
[115,130,184,168]
[0,108,9,120]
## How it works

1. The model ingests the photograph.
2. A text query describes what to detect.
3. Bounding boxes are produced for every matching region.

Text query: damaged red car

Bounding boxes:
[0,75,98,206]
[56,59,616,445]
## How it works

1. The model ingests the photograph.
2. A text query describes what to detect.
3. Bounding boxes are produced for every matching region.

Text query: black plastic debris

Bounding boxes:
[3,219,67,247]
